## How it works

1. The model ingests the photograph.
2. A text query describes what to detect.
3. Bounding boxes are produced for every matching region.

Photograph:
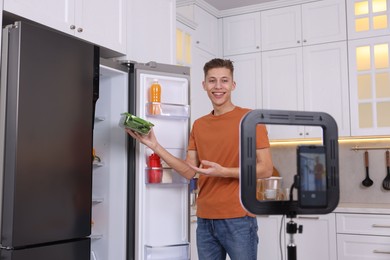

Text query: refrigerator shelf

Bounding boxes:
[146,102,189,118]
[93,161,104,167]
[95,116,106,122]
[92,198,104,204]
[90,234,103,240]
[144,242,190,260]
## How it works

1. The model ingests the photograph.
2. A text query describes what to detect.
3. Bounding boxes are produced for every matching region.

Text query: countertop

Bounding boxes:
[335,202,390,214]
[190,203,390,217]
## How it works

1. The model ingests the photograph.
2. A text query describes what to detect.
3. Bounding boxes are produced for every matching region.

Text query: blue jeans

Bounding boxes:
[196,216,258,260]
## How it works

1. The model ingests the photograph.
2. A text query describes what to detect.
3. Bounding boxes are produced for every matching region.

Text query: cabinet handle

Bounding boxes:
[373,250,390,254]
[297,216,320,220]
[297,40,300,44]
[299,133,303,136]
[372,224,390,228]
[77,28,83,33]
[70,25,76,30]
[303,39,307,43]
[196,41,200,44]
[305,132,309,136]
[256,46,260,49]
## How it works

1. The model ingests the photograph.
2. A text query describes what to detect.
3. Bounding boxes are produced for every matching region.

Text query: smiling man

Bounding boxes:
[126,58,273,260]
[187,58,273,260]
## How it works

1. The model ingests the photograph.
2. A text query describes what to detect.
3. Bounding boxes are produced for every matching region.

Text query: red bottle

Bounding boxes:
[148,153,162,183]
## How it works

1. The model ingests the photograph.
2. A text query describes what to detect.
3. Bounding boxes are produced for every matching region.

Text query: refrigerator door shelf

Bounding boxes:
[145,167,189,184]
[144,243,190,260]
[146,102,190,119]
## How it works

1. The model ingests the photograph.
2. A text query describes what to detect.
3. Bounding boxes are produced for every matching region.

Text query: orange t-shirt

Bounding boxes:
[188,107,270,219]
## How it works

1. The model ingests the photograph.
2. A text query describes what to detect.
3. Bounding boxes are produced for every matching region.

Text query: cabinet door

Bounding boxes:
[262,48,304,139]
[302,0,347,45]
[347,0,390,40]
[223,13,261,56]
[226,53,262,109]
[261,5,302,51]
[303,41,350,138]
[76,0,126,54]
[190,47,215,124]
[193,6,218,55]
[4,0,75,34]
[293,214,337,260]
[348,36,390,136]
[257,215,285,260]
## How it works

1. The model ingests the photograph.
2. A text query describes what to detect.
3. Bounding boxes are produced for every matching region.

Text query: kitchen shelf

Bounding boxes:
[145,102,190,119]
[145,167,188,185]
[144,243,189,260]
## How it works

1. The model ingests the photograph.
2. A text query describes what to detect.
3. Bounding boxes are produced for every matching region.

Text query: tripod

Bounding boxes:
[286,213,303,260]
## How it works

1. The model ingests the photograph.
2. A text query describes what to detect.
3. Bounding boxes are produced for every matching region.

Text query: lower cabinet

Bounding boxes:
[257,215,285,260]
[336,213,390,259]
[258,214,337,260]
[293,214,337,260]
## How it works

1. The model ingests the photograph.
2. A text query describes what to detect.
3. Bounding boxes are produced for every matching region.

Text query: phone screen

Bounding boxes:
[297,145,327,208]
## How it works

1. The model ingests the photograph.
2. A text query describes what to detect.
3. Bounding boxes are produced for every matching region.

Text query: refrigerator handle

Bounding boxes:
[92,46,100,128]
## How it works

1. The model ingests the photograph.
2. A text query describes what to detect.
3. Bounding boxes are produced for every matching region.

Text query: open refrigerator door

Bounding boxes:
[133,63,191,260]
[91,62,129,260]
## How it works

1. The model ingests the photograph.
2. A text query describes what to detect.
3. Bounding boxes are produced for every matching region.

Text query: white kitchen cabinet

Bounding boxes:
[4,0,126,55]
[257,215,285,260]
[336,213,390,259]
[262,41,350,140]
[126,0,176,64]
[292,214,337,260]
[261,0,346,51]
[225,53,262,109]
[222,12,261,56]
[347,0,390,40]
[348,35,390,136]
[193,6,218,55]
[190,47,215,124]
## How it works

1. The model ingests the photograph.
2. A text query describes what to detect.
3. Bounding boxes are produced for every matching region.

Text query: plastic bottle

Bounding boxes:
[148,153,162,183]
[149,79,161,115]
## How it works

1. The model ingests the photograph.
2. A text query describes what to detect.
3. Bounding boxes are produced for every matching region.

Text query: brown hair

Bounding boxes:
[203,58,234,78]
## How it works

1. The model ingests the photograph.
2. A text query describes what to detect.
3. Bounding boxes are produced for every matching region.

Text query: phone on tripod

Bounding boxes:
[297,145,327,208]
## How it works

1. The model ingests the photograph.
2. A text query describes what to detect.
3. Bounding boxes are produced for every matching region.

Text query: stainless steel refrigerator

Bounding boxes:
[93,60,190,260]
[0,21,96,259]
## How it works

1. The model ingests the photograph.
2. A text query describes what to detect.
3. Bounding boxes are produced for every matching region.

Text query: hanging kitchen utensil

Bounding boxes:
[362,151,373,187]
[382,151,390,190]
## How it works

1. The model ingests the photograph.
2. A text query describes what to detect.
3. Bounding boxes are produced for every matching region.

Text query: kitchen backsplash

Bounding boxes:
[270,139,390,205]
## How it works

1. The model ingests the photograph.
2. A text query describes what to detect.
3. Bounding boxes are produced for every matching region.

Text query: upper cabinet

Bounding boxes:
[261,0,346,51]
[262,42,350,140]
[348,35,390,136]
[4,0,126,55]
[347,0,390,40]
[193,6,218,55]
[222,12,261,56]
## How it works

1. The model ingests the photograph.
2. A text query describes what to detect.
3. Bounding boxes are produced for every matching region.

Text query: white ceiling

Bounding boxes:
[203,0,278,10]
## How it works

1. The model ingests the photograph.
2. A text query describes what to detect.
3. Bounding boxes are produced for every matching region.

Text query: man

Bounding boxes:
[126,58,273,260]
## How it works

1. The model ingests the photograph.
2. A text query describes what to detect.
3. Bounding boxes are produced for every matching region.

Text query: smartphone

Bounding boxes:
[297,145,327,208]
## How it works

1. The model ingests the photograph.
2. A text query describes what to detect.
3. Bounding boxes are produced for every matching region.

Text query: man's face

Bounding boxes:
[202,67,236,107]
